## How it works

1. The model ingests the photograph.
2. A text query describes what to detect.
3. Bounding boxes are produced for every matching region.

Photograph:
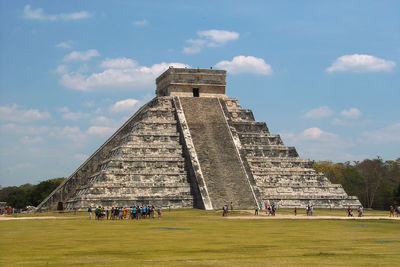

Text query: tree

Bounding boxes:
[356,158,388,208]
[0,178,65,209]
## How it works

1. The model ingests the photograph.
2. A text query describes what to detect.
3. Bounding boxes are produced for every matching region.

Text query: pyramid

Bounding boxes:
[37,68,361,211]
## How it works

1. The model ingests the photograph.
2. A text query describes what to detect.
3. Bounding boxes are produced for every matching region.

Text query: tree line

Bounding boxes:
[313,157,400,210]
[0,178,65,209]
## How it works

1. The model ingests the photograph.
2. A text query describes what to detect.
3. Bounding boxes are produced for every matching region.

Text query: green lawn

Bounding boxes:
[1,209,399,266]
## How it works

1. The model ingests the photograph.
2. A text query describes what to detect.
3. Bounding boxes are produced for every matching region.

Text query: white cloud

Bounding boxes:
[74,153,89,162]
[360,122,400,144]
[62,112,88,121]
[50,126,85,142]
[0,104,51,122]
[100,58,138,69]
[60,60,189,91]
[183,39,207,54]
[183,29,239,54]
[56,41,73,49]
[303,106,334,119]
[91,116,114,126]
[58,106,70,113]
[49,125,114,142]
[87,126,114,136]
[23,5,90,21]
[340,108,361,119]
[301,127,337,140]
[1,123,50,135]
[55,64,68,74]
[109,99,139,114]
[133,19,148,26]
[83,101,95,108]
[214,56,272,75]
[198,30,239,45]
[63,49,100,62]
[20,136,43,145]
[58,107,89,121]
[326,54,396,73]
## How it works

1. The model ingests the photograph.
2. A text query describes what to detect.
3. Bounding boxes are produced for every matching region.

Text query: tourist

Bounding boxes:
[310,205,314,216]
[254,204,259,215]
[95,207,102,220]
[347,207,353,217]
[306,205,310,216]
[271,203,276,216]
[222,205,228,216]
[106,207,110,220]
[88,206,92,220]
[136,205,141,219]
[230,202,234,211]
[132,206,136,220]
[142,206,147,219]
[357,206,363,217]
[119,207,122,219]
[157,207,162,219]
[389,205,395,217]
[294,207,297,216]
[265,203,268,214]
[396,206,400,217]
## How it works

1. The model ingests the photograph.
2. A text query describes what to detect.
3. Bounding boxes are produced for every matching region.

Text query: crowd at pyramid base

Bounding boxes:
[37,68,361,211]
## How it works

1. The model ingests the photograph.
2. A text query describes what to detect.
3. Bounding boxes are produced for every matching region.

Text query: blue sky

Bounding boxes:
[0,1,399,186]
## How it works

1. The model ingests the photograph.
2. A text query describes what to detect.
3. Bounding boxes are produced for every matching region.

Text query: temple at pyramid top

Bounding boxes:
[156,67,227,97]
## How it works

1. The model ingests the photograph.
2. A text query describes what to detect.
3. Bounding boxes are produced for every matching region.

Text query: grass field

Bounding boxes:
[1,209,399,266]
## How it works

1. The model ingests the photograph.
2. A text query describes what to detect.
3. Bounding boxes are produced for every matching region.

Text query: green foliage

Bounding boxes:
[0,178,65,209]
[314,158,400,209]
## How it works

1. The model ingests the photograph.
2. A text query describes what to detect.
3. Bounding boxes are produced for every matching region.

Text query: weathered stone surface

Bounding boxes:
[179,97,257,209]
[37,68,361,211]
[222,98,361,208]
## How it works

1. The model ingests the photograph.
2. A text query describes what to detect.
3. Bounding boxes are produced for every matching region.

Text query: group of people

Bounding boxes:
[0,205,13,215]
[222,202,277,216]
[347,206,364,217]
[88,205,162,220]
[264,203,276,216]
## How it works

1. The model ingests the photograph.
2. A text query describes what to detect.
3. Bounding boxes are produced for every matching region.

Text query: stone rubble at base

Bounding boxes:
[37,68,361,211]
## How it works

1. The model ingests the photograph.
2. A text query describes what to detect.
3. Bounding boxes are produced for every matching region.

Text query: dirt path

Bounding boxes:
[226,214,400,220]
[0,216,84,221]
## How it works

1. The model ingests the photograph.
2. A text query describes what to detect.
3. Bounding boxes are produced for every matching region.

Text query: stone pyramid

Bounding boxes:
[37,68,361,211]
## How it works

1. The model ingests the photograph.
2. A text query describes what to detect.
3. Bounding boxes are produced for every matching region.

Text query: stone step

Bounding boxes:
[233,121,270,133]
[228,109,255,122]
[243,146,298,157]
[180,97,256,209]
[238,134,283,146]
[247,157,313,168]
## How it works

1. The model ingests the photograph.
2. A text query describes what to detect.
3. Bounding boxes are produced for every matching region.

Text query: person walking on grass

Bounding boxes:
[222,205,228,217]
[158,207,162,219]
[294,207,297,216]
[347,207,354,217]
[230,202,234,211]
[88,206,92,220]
[389,205,395,217]
[254,204,259,215]
[357,206,363,217]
